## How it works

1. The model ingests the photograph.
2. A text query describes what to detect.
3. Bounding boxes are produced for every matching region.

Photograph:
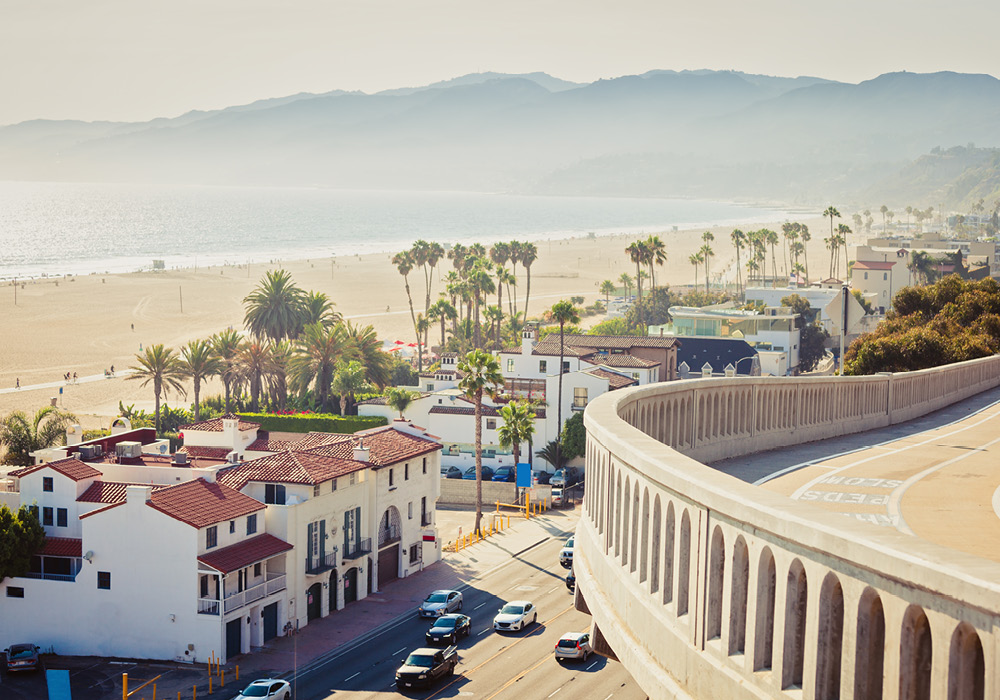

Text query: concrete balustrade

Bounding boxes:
[577,355,1000,700]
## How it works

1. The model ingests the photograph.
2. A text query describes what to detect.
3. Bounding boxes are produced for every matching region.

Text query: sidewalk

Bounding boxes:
[149,505,580,698]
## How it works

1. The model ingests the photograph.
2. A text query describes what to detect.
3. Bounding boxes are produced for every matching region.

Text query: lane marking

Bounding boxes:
[392,647,406,656]
[547,586,560,594]
[586,660,599,670]
[479,628,493,636]
[475,602,486,610]
[483,654,552,700]
[344,671,360,682]
[548,688,562,697]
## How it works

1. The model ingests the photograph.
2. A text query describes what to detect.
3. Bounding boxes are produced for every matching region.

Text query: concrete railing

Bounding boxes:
[578,355,1000,700]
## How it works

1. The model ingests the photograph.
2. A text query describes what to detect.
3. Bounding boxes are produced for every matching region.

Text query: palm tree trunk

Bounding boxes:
[154,380,162,434]
[223,378,232,414]
[523,269,532,321]
[193,377,201,422]
[555,322,564,472]
[474,388,483,534]
[497,285,503,350]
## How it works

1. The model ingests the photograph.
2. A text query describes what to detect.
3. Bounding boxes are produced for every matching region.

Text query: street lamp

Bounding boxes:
[726,355,759,377]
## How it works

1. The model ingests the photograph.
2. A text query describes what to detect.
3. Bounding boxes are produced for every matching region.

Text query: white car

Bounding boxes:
[418,589,464,617]
[559,536,574,569]
[554,632,593,661]
[493,600,537,631]
[233,678,291,699]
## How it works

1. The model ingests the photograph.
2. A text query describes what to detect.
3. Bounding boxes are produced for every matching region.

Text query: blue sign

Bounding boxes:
[516,463,532,488]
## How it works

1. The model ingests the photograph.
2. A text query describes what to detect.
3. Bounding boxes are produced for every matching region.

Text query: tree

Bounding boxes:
[384,386,419,420]
[731,229,747,298]
[179,339,224,422]
[618,272,634,300]
[535,440,567,470]
[646,235,667,289]
[799,324,830,372]
[880,204,889,233]
[0,504,45,582]
[836,223,852,280]
[799,224,812,282]
[331,360,371,416]
[212,329,245,413]
[392,250,423,371]
[560,412,586,460]
[243,269,306,342]
[549,300,580,474]
[689,252,702,288]
[763,229,779,287]
[497,400,536,470]
[599,280,616,309]
[289,322,352,412]
[344,322,392,389]
[700,243,714,293]
[127,344,186,433]
[0,406,77,466]
[237,340,277,412]
[429,298,458,349]
[458,349,503,534]
[626,240,650,301]
[520,243,539,321]
[299,291,341,331]
[467,261,495,350]
[781,294,814,324]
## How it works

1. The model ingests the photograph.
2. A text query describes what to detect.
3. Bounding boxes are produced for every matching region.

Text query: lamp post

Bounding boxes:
[728,355,758,377]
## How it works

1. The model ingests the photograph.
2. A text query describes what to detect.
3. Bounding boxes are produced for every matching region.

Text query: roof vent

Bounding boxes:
[172,452,189,465]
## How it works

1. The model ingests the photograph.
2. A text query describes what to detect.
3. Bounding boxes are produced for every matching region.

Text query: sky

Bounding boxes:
[4,0,1000,126]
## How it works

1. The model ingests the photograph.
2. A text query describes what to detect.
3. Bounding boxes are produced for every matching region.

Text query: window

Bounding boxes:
[246,514,257,535]
[349,472,357,486]
[6,586,24,598]
[97,571,111,590]
[632,372,641,381]
[573,387,588,408]
[57,508,67,528]
[331,478,337,491]
[486,419,496,430]
[884,272,888,281]
[43,477,53,492]
[539,360,547,373]
[562,360,570,373]
[409,544,420,564]
[206,526,218,549]
[422,458,427,474]
[405,463,409,480]
[426,383,435,391]
[389,469,394,487]
[313,484,320,497]
[254,563,261,577]
[864,271,868,279]
[229,520,236,534]
[507,359,515,372]
[42,507,53,527]
[200,574,210,598]
[421,497,428,525]
[408,502,413,519]
[264,484,286,505]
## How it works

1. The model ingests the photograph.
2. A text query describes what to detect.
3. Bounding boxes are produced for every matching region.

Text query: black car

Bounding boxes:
[565,571,576,592]
[441,465,463,479]
[532,470,552,485]
[463,465,495,480]
[425,614,471,645]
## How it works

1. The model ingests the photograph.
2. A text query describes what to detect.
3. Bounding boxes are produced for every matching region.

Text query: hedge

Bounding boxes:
[236,413,388,434]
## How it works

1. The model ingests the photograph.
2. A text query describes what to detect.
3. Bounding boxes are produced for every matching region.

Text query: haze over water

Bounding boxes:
[0,181,790,279]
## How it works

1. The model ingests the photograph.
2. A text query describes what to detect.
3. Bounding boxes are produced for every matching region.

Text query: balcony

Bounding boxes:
[198,598,220,615]
[378,524,400,547]
[197,573,286,616]
[305,551,337,575]
[421,514,432,527]
[343,537,372,561]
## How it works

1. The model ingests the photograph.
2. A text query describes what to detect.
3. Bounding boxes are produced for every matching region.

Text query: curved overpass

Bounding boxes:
[577,355,1000,700]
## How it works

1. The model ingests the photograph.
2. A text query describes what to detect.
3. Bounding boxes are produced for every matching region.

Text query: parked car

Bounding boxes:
[395,646,458,689]
[532,470,552,485]
[4,643,41,673]
[554,632,593,661]
[492,466,516,482]
[493,600,537,632]
[426,614,471,645]
[463,465,495,480]
[418,589,464,617]
[559,536,574,569]
[550,487,565,507]
[441,465,463,479]
[233,679,291,699]
[550,467,580,487]
[565,570,576,592]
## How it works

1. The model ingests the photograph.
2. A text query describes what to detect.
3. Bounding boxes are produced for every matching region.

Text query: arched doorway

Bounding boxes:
[328,569,338,613]
[306,582,322,622]
[344,567,358,604]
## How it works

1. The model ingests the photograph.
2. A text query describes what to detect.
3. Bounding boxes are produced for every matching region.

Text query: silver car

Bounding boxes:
[559,536,574,569]
[554,632,593,661]
[418,589,464,617]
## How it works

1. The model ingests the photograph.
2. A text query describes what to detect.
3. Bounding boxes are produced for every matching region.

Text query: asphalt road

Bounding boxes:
[286,536,646,700]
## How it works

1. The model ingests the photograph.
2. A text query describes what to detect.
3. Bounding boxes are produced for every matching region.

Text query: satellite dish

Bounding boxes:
[159,444,168,454]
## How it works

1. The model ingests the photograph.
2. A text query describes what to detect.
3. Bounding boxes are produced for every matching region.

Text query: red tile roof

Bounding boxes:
[40,537,82,557]
[178,446,234,460]
[179,413,260,432]
[147,478,264,528]
[297,427,442,467]
[584,353,659,369]
[853,260,897,271]
[9,458,101,482]
[585,368,639,389]
[218,450,366,490]
[197,533,293,574]
[562,334,679,349]
[77,480,171,504]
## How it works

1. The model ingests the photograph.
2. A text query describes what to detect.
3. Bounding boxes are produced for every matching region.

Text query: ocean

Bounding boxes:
[0,181,792,278]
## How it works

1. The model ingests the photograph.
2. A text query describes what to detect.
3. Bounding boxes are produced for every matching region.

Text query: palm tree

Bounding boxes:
[700,243,714,293]
[290,322,352,412]
[599,280,616,309]
[763,229,779,287]
[384,386,419,420]
[127,344,186,433]
[618,272,634,300]
[393,249,422,369]
[457,349,503,534]
[836,223,852,280]
[646,235,667,289]
[299,291,340,330]
[331,360,371,416]
[498,400,536,476]
[507,240,524,316]
[238,340,277,413]
[344,321,392,389]
[266,341,292,412]
[535,440,567,470]
[179,339,224,422]
[880,205,889,234]
[824,206,841,246]
[520,243,538,321]
[484,305,505,349]
[211,329,245,413]
[429,298,457,348]
[0,406,78,466]
[731,229,747,299]
[467,262,495,349]
[243,269,306,342]
[549,300,580,473]
[800,224,812,282]
[626,241,649,300]
[494,265,516,346]
[689,252,703,288]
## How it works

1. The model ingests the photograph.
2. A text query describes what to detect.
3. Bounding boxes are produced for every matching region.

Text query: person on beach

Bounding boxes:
[73,372,78,383]
[110,365,114,376]
[15,378,19,389]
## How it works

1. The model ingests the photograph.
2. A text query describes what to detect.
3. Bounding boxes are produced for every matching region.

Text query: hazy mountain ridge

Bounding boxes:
[863,146,1000,211]
[2,69,999,204]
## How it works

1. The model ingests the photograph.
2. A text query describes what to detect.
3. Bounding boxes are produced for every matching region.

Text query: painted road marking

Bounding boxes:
[392,647,406,656]
[345,672,360,682]
[548,585,560,594]
[475,602,486,610]
[587,660,599,670]
[799,491,889,505]
[548,688,562,697]
[479,628,492,635]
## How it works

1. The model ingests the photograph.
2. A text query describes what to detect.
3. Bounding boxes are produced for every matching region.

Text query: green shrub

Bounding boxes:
[236,412,388,434]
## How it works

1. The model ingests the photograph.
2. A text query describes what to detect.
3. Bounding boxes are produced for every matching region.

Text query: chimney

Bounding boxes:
[222,414,240,449]
[66,424,82,446]
[353,438,370,462]
[521,323,538,354]
[126,485,152,507]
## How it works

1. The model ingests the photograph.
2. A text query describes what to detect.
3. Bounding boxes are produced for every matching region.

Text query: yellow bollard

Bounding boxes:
[153,683,157,700]
[209,674,213,695]
[193,687,197,700]
[236,665,239,681]
[122,673,128,700]
[178,692,181,700]
[220,669,224,687]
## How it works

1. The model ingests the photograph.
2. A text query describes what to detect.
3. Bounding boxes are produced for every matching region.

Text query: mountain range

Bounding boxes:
[3,69,1000,206]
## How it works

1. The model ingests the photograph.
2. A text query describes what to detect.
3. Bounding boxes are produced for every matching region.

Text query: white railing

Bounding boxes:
[579,355,1000,700]
[265,573,286,596]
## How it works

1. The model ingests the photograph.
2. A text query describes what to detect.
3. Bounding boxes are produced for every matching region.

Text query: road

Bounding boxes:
[287,536,646,700]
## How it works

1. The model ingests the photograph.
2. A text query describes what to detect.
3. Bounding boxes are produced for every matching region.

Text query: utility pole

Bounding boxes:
[839,284,848,374]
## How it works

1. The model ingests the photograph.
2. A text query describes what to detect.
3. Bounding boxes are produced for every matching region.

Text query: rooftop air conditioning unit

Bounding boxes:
[225,451,240,464]
[172,452,189,465]
[116,442,142,459]
[77,445,97,461]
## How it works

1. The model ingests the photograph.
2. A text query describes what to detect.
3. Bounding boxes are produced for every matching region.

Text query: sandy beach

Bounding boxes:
[0,215,835,428]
